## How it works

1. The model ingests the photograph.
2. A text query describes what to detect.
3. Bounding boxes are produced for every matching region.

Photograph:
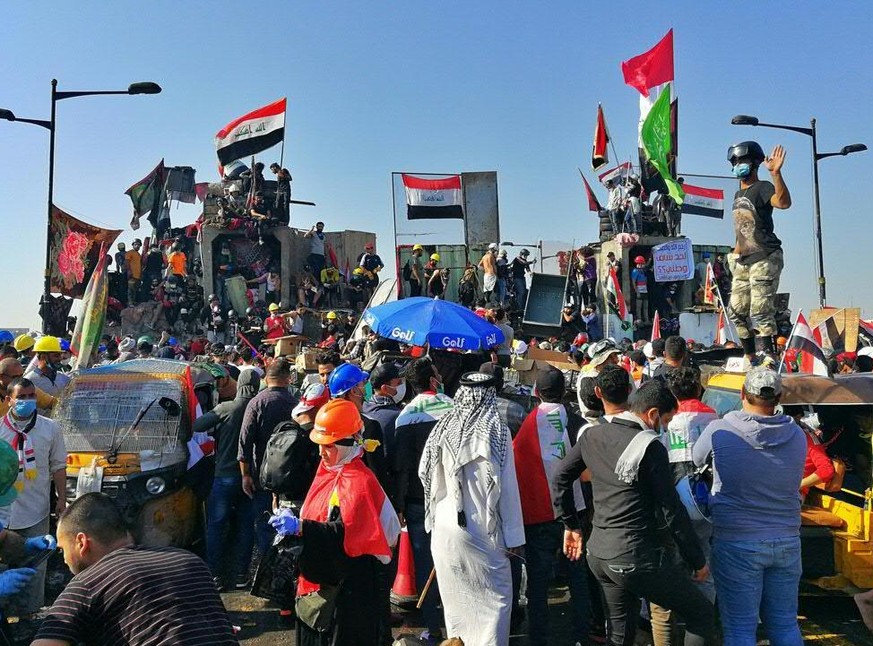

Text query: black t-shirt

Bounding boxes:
[733,180,780,261]
[511,258,529,279]
[36,547,237,645]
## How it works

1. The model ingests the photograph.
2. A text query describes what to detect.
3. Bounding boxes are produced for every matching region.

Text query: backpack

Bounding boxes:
[402,260,412,281]
[259,421,319,499]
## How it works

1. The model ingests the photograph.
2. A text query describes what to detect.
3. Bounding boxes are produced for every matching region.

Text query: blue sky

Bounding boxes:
[1,1,870,328]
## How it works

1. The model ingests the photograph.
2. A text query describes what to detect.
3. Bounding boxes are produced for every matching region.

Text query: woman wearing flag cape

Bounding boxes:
[267,399,400,646]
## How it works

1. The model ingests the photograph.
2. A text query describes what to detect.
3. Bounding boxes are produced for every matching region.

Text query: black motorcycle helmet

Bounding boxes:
[727,141,765,164]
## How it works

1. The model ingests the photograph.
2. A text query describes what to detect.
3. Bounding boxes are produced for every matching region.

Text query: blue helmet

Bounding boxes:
[328,363,369,398]
[0,331,13,344]
[168,337,178,347]
[60,339,71,352]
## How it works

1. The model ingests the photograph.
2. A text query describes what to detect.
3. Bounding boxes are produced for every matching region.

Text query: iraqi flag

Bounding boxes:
[815,311,845,355]
[215,98,286,166]
[513,403,584,526]
[598,161,632,186]
[651,309,661,341]
[605,266,627,320]
[783,311,829,376]
[716,309,728,344]
[402,174,464,220]
[681,183,725,219]
[703,262,717,305]
[621,29,675,97]
[578,170,602,212]
[592,104,610,170]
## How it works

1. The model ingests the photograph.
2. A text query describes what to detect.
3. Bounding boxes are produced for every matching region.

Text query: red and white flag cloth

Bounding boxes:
[402,174,464,220]
[215,98,286,166]
[606,266,627,320]
[598,161,632,186]
[621,29,675,97]
[298,455,400,596]
[681,184,725,219]
[592,104,610,170]
[703,263,717,306]
[579,170,602,212]
[716,309,728,345]
[651,309,661,342]
[783,311,829,376]
[814,311,845,354]
[513,403,584,526]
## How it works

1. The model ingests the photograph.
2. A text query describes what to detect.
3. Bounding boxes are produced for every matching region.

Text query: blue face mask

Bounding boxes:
[732,162,752,178]
[13,399,36,418]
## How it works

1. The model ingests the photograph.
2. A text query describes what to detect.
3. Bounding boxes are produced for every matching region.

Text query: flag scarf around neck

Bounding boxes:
[215,98,286,166]
[124,159,167,230]
[606,266,627,320]
[513,403,584,525]
[621,29,675,97]
[682,184,724,219]
[579,170,602,212]
[297,456,399,596]
[402,174,464,220]
[48,208,122,299]
[641,83,684,204]
[592,104,610,170]
[598,161,632,186]
[70,245,110,370]
[651,309,661,341]
[784,311,828,376]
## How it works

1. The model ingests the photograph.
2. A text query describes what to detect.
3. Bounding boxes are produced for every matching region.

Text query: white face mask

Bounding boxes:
[391,381,407,404]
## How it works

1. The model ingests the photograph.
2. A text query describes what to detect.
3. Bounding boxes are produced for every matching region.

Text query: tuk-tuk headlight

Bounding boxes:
[145,476,166,496]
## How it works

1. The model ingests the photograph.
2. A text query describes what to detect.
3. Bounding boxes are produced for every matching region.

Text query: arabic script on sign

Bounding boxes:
[652,238,694,282]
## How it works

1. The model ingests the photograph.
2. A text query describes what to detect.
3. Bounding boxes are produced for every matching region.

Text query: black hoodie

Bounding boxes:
[193,369,262,476]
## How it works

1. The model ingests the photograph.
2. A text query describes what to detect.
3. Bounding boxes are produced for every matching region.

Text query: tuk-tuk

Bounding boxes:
[53,359,212,549]
[703,370,873,591]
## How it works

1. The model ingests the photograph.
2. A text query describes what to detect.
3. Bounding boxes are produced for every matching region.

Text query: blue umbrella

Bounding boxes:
[362,297,504,351]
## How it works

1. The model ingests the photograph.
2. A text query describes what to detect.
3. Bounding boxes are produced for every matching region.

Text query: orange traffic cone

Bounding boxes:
[391,527,417,601]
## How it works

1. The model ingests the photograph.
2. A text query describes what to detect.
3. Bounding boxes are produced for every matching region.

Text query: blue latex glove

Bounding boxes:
[24,535,57,556]
[0,568,36,597]
[268,508,301,537]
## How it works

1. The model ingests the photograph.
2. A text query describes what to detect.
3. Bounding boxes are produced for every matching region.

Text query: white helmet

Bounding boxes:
[228,184,240,194]
[488,242,498,251]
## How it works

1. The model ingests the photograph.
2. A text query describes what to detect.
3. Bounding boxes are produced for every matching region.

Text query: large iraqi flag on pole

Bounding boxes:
[605,266,627,321]
[215,98,286,166]
[682,183,725,219]
[401,174,464,220]
[781,311,829,376]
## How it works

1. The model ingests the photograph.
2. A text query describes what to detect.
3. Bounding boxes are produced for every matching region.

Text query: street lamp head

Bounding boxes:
[841,143,867,155]
[0,109,15,121]
[127,82,162,95]
[500,241,513,246]
[731,115,759,126]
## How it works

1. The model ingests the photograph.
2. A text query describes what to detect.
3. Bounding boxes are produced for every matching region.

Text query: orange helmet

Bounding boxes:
[776,336,788,346]
[310,399,363,445]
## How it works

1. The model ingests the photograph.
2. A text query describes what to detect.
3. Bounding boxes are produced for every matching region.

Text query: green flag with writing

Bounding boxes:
[641,84,684,204]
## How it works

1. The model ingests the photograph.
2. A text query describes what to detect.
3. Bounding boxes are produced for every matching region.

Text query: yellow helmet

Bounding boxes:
[412,244,424,251]
[353,267,365,275]
[268,303,280,312]
[430,253,441,262]
[33,335,62,354]
[326,311,338,320]
[13,334,34,352]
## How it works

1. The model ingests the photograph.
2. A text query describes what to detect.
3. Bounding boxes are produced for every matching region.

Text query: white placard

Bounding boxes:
[652,238,694,283]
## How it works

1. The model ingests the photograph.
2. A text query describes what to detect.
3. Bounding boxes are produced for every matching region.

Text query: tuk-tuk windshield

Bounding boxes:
[701,386,742,417]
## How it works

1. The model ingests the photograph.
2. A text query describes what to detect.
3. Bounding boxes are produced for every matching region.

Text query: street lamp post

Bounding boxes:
[730,114,866,309]
[500,241,544,271]
[0,80,161,331]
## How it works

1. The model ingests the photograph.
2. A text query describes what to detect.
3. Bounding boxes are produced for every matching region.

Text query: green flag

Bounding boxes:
[124,159,166,230]
[641,84,684,204]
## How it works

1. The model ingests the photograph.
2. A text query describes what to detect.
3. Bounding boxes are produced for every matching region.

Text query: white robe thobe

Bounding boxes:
[427,432,525,646]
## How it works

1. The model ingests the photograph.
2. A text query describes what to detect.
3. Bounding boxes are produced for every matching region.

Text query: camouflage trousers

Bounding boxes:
[727,249,783,338]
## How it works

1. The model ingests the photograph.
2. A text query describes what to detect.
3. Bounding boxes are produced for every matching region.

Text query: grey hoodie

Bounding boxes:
[693,410,806,541]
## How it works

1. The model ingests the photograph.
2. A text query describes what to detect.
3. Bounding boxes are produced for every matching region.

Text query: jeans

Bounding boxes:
[252,490,275,557]
[206,476,255,579]
[495,278,507,305]
[525,522,591,645]
[587,550,715,646]
[711,536,803,646]
[609,208,623,235]
[405,502,442,633]
[308,253,326,279]
[513,277,528,310]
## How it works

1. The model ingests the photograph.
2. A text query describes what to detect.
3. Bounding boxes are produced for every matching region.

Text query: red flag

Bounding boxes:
[651,309,661,342]
[784,311,829,376]
[621,29,675,97]
[578,170,602,212]
[716,309,728,344]
[605,267,627,320]
[194,182,210,203]
[592,104,610,170]
[703,263,716,305]
[343,259,351,283]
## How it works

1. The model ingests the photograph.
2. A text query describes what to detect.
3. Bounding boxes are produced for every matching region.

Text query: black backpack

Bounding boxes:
[402,260,412,281]
[259,421,319,499]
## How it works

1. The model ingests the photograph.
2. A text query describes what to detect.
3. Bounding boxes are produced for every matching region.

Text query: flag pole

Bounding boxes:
[391,172,401,299]
[709,264,735,343]
[778,309,802,374]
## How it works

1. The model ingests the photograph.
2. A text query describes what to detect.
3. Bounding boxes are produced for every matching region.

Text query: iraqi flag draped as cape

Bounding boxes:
[297,455,400,596]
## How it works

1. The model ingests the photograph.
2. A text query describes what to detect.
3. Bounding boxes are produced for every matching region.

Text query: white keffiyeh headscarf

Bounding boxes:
[419,373,509,538]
